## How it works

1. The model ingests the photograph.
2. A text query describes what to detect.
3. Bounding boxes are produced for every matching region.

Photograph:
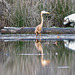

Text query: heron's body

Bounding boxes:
[35,24,42,36]
[35,11,50,37]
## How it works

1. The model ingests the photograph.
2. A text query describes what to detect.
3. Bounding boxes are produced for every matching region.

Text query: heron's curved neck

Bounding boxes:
[41,12,43,27]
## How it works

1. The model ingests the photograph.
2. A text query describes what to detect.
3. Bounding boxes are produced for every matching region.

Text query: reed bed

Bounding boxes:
[2,0,75,27]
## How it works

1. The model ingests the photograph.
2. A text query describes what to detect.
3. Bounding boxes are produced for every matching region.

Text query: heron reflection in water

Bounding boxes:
[35,39,50,66]
[35,10,50,38]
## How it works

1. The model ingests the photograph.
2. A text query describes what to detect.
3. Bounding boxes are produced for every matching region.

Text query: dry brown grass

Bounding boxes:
[2,0,75,27]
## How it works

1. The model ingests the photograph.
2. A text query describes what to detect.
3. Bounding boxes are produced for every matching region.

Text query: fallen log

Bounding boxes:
[1,27,75,34]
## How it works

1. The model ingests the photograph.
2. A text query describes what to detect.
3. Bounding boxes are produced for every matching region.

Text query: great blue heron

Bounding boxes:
[35,10,50,38]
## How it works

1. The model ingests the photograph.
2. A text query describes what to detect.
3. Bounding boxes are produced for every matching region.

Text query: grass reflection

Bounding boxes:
[0,40,75,75]
[55,41,73,64]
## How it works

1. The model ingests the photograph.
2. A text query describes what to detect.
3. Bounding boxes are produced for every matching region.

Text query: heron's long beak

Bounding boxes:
[47,12,50,14]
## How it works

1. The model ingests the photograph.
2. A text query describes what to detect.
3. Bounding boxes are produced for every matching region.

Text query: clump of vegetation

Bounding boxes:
[4,0,75,27]
[50,0,75,27]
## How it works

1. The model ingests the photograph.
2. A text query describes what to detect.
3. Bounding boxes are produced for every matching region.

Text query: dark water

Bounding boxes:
[0,39,75,75]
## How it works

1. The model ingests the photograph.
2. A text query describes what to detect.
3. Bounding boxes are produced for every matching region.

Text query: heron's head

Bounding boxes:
[63,17,69,25]
[41,10,50,14]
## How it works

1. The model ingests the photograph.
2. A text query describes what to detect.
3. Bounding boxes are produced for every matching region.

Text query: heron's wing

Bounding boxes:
[35,24,42,33]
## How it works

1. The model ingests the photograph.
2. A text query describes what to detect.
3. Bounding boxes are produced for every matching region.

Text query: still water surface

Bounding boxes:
[0,39,75,75]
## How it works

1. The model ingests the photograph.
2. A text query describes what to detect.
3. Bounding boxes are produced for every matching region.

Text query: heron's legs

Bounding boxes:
[36,33,38,38]
[40,33,41,39]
